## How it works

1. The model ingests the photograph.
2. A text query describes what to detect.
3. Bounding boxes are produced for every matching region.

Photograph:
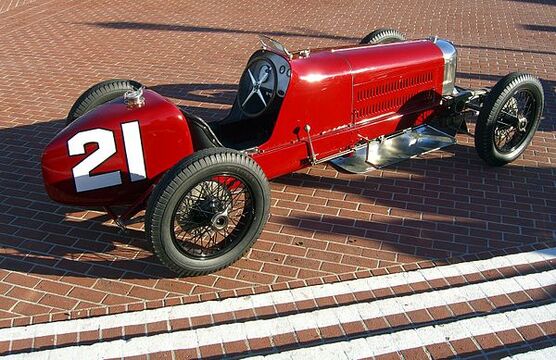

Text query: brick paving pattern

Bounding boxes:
[1,248,555,358]
[0,0,38,14]
[0,0,554,335]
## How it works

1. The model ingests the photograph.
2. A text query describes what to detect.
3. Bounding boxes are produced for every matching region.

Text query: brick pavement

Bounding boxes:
[0,0,37,14]
[0,0,554,334]
[1,248,555,358]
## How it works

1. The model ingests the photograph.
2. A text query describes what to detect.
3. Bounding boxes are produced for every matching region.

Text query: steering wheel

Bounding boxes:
[238,57,277,117]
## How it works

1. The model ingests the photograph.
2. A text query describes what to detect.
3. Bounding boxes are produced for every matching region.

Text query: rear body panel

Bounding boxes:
[42,90,194,205]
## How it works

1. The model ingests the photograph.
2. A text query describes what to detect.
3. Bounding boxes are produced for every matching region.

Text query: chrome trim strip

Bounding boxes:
[433,39,458,96]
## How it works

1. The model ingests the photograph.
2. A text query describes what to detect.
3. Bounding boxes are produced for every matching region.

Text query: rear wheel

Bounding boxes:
[475,72,544,166]
[145,147,270,276]
[66,79,143,125]
[360,28,406,44]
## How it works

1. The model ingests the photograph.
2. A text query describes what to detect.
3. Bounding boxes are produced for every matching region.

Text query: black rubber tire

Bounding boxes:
[66,79,143,125]
[475,72,544,166]
[145,147,270,276]
[360,28,406,45]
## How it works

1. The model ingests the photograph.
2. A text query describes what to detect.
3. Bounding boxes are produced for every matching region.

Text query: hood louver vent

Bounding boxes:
[354,71,436,121]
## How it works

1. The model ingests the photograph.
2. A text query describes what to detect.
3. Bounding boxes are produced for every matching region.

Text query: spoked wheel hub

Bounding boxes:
[517,115,528,132]
[172,176,255,259]
[494,89,537,154]
[178,190,230,230]
[211,212,229,231]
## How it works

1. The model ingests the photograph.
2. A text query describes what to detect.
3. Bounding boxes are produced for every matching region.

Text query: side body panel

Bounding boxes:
[345,40,444,125]
[254,40,445,179]
[41,90,194,205]
[253,49,354,179]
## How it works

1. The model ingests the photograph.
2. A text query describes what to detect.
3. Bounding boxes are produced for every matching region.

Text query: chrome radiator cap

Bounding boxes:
[124,87,145,109]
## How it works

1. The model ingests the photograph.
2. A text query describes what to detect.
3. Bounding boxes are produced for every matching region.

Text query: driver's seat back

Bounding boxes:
[182,111,224,150]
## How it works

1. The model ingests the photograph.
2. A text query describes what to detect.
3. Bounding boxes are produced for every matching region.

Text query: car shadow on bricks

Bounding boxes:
[456,43,556,57]
[149,83,238,105]
[520,24,556,33]
[0,118,186,281]
[149,83,236,122]
[508,0,556,6]
[271,142,555,262]
[80,21,360,42]
[0,115,553,320]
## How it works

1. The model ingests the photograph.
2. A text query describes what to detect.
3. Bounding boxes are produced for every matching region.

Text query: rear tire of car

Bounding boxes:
[360,28,406,44]
[145,147,270,276]
[66,79,143,125]
[474,72,544,166]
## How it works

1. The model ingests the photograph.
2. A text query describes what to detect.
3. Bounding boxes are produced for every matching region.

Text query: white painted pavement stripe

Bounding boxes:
[8,302,556,360]
[0,248,554,342]
[502,346,556,360]
[5,271,555,359]
[258,303,556,359]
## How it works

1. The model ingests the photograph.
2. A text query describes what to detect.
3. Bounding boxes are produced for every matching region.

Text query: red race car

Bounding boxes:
[41,30,544,275]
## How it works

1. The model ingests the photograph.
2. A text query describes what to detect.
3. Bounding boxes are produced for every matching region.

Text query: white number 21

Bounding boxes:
[68,121,147,192]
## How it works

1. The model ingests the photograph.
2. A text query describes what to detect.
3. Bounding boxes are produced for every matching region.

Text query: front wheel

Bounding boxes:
[360,28,406,45]
[145,148,270,276]
[474,72,544,166]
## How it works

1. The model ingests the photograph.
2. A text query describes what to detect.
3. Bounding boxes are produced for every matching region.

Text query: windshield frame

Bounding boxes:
[258,35,292,60]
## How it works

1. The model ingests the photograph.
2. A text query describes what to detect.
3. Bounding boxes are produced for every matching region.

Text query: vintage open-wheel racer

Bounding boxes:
[41,30,544,275]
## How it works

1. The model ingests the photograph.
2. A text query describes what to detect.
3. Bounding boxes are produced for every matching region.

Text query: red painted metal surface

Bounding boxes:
[254,40,445,179]
[41,90,194,206]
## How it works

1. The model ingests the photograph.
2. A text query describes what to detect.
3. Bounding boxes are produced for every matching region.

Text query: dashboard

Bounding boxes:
[237,51,291,118]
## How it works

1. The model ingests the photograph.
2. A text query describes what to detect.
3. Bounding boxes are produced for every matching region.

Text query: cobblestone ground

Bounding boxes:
[0,0,554,343]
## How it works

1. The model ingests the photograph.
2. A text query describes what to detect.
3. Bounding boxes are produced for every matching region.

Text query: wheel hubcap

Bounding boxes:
[211,212,229,230]
[517,115,528,132]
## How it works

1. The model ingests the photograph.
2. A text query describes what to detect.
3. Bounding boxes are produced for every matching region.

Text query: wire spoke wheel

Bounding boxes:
[146,148,270,276]
[475,72,544,166]
[493,89,537,153]
[172,176,255,259]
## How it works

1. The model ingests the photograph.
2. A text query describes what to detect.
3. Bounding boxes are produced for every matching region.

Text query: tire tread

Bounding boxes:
[360,28,406,44]
[66,79,142,124]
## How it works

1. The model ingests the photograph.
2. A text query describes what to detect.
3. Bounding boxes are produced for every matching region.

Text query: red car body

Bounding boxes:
[42,39,446,206]
[39,31,545,275]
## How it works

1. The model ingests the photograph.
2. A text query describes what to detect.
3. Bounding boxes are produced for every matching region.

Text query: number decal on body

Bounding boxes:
[68,128,121,192]
[121,121,147,182]
[68,121,146,192]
